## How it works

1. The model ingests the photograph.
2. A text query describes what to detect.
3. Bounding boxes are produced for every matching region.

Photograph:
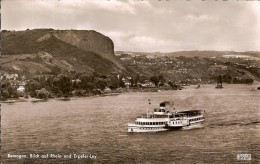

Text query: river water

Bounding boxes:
[1,84,260,163]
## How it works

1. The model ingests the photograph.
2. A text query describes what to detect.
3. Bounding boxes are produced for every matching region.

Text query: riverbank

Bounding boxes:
[1,83,259,104]
[0,92,121,104]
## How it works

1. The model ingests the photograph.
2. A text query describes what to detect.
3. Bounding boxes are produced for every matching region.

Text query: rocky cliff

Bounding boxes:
[53,30,124,69]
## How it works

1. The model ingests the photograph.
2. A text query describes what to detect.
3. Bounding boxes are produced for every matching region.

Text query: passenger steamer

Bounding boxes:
[128,101,205,132]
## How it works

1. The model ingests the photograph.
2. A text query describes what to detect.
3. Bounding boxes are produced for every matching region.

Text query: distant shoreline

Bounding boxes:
[1,83,259,104]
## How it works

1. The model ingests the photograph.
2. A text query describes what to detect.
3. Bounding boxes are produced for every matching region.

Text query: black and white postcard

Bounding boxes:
[1,0,260,163]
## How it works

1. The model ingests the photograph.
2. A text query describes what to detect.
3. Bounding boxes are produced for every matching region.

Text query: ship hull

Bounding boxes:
[128,121,204,132]
[182,122,204,130]
[128,124,169,132]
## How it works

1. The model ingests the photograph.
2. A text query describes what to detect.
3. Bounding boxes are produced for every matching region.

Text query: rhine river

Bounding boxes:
[1,84,260,163]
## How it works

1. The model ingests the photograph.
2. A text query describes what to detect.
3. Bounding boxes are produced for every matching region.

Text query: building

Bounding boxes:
[17,86,25,92]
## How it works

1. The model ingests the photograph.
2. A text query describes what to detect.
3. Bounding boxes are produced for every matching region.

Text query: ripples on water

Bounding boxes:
[2,84,260,163]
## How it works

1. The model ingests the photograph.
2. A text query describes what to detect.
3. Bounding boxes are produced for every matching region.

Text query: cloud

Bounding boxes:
[249,2,260,50]
[39,0,149,15]
[83,0,136,15]
[1,0,259,52]
[108,34,184,52]
[184,14,219,23]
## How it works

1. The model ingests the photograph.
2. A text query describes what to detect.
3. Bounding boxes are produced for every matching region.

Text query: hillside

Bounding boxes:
[1,29,125,75]
[117,52,260,84]
[116,51,260,60]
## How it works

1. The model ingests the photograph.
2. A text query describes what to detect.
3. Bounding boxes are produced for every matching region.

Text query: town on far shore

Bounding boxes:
[1,53,260,102]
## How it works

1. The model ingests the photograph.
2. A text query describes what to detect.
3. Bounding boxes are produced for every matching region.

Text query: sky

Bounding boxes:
[1,0,260,52]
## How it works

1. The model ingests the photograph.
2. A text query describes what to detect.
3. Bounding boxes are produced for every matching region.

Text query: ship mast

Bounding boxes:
[147,99,151,117]
[170,100,175,117]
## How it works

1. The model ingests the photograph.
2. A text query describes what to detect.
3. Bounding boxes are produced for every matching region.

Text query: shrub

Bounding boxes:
[36,88,50,99]
[56,90,63,98]
[24,94,29,99]
[12,91,20,99]
[30,91,36,98]
[1,90,9,100]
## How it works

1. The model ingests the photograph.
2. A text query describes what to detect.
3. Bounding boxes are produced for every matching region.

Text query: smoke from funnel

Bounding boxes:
[160,100,174,107]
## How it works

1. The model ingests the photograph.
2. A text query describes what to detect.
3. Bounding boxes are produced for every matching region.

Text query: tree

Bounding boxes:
[72,80,79,89]
[107,75,119,89]
[79,75,96,90]
[134,75,140,86]
[150,76,159,86]
[118,77,125,88]
[53,74,72,96]
[25,80,41,92]
[158,74,166,86]
[168,81,174,87]
[1,90,9,100]
[36,88,50,99]
[129,77,134,87]
[92,71,102,78]
[51,66,61,75]
[11,91,20,99]
[7,86,17,98]
[168,80,179,90]
[1,82,11,89]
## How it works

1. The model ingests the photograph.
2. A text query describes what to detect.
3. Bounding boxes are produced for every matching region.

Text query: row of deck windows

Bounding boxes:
[140,128,162,130]
[136,122,166,125]
[151,115,168,118]
[140,115,169,118]
[136,117,203,125]
[173,121,182,124]
[190,117,203,122]
[187,114,201,117]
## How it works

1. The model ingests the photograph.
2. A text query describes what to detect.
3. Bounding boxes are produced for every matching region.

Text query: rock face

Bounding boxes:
[1,29,125,74]
[53,30,124,69]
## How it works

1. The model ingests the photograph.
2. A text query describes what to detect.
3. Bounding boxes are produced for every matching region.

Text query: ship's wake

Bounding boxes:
[208,120,260,128]
[182,124,204,130]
